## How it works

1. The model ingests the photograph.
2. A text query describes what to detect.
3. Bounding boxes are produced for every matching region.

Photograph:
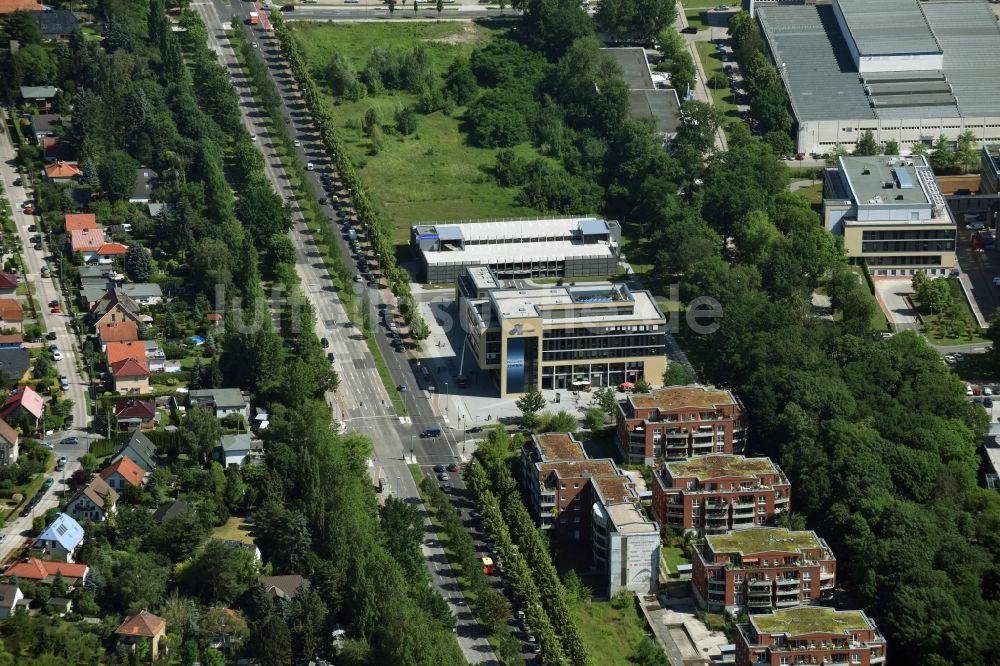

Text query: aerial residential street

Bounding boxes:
[193,1,498,660]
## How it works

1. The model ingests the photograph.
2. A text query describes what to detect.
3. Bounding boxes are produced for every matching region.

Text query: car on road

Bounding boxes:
[326,352,335,363]
[396,384,407,392]
[306,162,315,170]
[12,177,21,186]
[52,350,62,361]
[321,337,329,348]
[251,42,258,49]
[353,274,363,283]
[46,331,57,341]
[281,3,296,10]
[319,197,328,205]
[293,139,301,147]
[447,462,460,472]
[42,477,54,489]
[64,415,73,429]
[0,534,5,543]
[33,243,42,251]
[55,457,66,471]
[40,266,49,276]
[434,464,447,473]
[681,26,698,34]
[51,305,61,314]
[61,437,79,446]
[421,428,441,438]
[437,473,449,482]
[59,376,69,390]
[466,426,483,434]
[969,221,987,231]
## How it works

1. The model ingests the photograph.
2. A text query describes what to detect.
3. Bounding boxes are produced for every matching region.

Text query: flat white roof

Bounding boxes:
[487,284,664,325]
[423,239,617,266]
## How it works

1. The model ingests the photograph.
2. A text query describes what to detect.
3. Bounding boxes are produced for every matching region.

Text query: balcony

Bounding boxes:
[774,495,790,504]
[776,578,799,589]
[666,504,684,514]
[747,598,771,609]
[871,654,886,664]
[747,579,771,589]
[820,570,835,580]
[706,501,729,514]
[774,597,799,608]
[709,579,727,590]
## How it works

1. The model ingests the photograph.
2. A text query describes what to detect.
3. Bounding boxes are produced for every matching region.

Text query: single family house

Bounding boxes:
[0,386,44,432]
[0,419,18,466]
[0,299,23,332]
[64,213,97,232]
[99,455,145,491]
[31,513,84,562]
[0,272,18,296]
[188,388,251,421]
[115,610,167,662]
[65,476,119,523]
[42,160,79,183]
[121,283,163,306]
[0,348,30,386]
[19,85,57,111]
[113,399,156,431]
[111,431,158,472]
[215,433,262,467]
[90,288,143,327]
[4,558,89,587]
[0,584,26,619]
[130,168,158,204]
[32,9,78,40]
[98,320,139,351]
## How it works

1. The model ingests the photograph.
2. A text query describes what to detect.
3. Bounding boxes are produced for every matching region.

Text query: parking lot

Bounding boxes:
[955,213,1000,325]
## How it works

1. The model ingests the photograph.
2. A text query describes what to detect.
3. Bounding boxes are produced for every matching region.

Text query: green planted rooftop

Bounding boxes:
[707,528,821,556]
[666,455,776,481]
[752,607,870,636]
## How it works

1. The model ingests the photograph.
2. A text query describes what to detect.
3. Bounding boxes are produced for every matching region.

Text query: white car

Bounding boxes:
[992,276,1000,286]
[986,387,994,396]
[294,140,301,147]
[250,133,257,141]
[969,222,987,231]
[307,162,315,171]
[52,350,62,361]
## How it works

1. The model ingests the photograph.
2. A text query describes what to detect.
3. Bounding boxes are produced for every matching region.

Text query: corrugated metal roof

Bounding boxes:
[923,1,1000,117]
[836,0,941,56]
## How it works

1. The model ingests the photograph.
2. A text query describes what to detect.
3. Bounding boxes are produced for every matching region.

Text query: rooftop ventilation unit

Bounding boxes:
[893,167,913,189]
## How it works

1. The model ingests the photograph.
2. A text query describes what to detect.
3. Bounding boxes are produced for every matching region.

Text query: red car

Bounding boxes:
[50,306,61,314]
[23,206,33,215]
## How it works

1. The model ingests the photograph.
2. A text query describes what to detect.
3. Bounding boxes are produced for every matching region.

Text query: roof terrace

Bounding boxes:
[751,607,872,637]
[706,528,823,557]
[665,455,777,482]
[630,385,737,412]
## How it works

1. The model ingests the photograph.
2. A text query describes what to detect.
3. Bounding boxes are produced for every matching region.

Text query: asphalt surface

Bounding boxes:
[0,110,90,429]
[197,1,500,660]
[0,110,94,562]
[283,6,520,20]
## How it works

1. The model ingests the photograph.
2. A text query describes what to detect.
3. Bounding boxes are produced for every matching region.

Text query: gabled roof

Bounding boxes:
[115,609,166,638]
[115,431,157,469]
[121,283,162,300]
[90,288,142,321]
[0,299,23,322]
[69,227,106,253]
[113,399,155,420]
[99,321,139,345]
[132,168,158,201]
[64,213,97,232]
[258,575,310,600]
[151,500,193,524]
[219,433,253,453]
[99,456,144,487]
[0,348,30,384]
[0,418,18,447]
[0,584,20,609]
[44,161,80,179]
[32,9,78,36]
[111,357,149,378]
[0,272,17,290]
[0,335,21,346]
[106,341,146,366]
[4,558,88,581]
[0,386,45,420]
[34,513,84,552]
[19,85,56,99]
[96,243,128,256]
[42,137,72,161]
[73,476,119,511]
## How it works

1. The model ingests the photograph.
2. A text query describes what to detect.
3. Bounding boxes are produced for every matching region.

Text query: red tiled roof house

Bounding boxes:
[115,610,167,662]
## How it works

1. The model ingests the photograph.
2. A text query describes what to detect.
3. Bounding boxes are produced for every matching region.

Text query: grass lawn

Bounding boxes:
[917,279,988,346]
[694,40,738,119]
[211,517,255,544]
[683,0,734,7]
[570,598,652,665]
[685,9,710,30]
[292,21,545,243]
[661,546,690,575]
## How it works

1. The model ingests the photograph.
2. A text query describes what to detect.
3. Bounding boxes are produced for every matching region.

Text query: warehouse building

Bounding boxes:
[823,154,957,276]
[457,266,666,397]
[756,0,1000,156]
[411,217,621,284]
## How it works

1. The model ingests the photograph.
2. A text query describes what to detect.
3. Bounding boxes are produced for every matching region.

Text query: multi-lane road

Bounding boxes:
[0,109,91,561]
[194,1,499,660]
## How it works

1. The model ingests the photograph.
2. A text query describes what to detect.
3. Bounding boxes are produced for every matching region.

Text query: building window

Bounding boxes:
[803,572,812,580]
[734,574,742,582]
[852,655,860,664]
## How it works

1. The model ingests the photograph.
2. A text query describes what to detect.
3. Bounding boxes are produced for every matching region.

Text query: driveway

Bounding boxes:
[873,278,919,331]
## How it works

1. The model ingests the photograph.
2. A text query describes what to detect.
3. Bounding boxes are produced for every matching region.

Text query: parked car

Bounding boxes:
[46,331,57,341]
[327,352,335,363]
[433,464,446,473]
[986,398,994,408]
[321,337,329,348]
[437,473,449,482]
[396,384,407,392]
[969,222,987,231]
[466,426,483,434]
[306,162,315,170]
[447,462,460,472]
[318,197,329,205]
[61,437,79,446]
[681,26,698,34]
